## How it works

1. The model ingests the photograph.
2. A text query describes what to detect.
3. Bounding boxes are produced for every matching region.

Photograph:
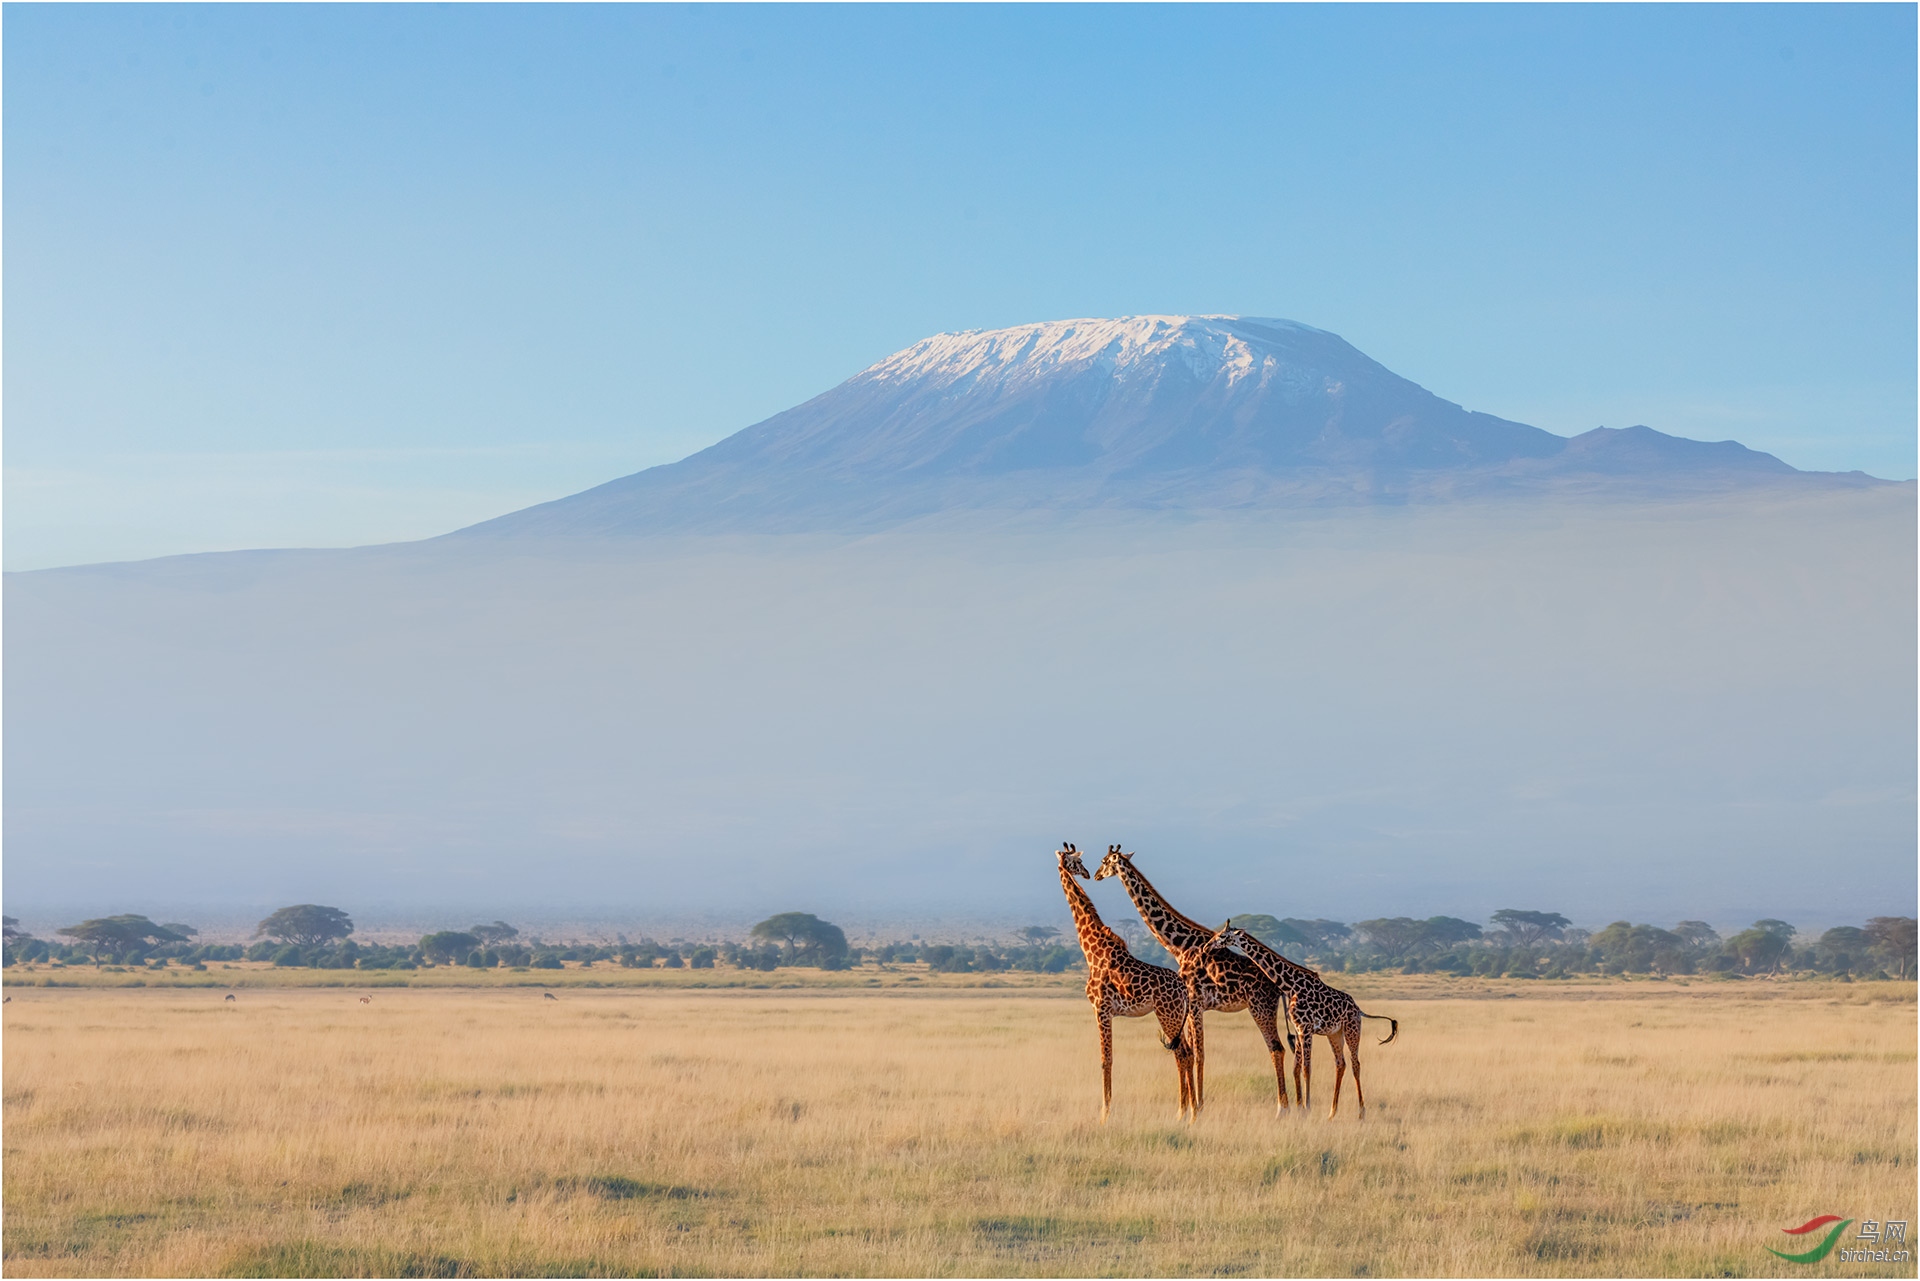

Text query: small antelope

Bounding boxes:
[542,991,558,1001]
[359,995,372,1004]
[224,993,236,1002]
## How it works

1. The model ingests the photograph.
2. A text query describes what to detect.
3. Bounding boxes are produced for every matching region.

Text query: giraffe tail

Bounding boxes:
[1160,1028,1185,1054]
[1359,1011,1398,1045]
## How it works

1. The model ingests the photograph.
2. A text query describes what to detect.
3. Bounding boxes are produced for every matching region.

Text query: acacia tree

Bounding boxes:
[750,912,849,967]
[1280,919,1352,953]
[420,931,482,963]
[1725,920,1795,974]
[1672,921,1721,956]
[56,915,188,963]
[1813,926,1871,973]
[1589,922,1688,974]
[1357,916,1479,959]
[255,905,354,948]
[1421,917,1483,951]
[1489,910,1571,948]
[1865,916,1917,979]
[471,921,519,945]
[1355,917,1426,958]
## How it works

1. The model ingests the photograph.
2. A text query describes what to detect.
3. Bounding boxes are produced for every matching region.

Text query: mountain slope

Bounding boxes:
[458,315,1867,537]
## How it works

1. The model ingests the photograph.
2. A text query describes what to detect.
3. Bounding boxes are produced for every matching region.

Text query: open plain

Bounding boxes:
[2,973,1914,1277]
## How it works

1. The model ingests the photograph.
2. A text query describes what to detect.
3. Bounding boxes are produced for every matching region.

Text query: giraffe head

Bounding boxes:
[1203,919,1249,955]
[1091,844,1133,881]
[1056,842,1091,879]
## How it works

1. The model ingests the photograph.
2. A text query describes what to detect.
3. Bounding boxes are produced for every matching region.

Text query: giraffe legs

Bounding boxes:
[1295,1027,1312,1113]
[1153,1003,1195,1122]
[1098,1012,1114,1123]
[1325,1031,1348,1119]
[1346,1024,1366,1119]
[1251,995,1292,1114]
[1186,1007,1206,1117]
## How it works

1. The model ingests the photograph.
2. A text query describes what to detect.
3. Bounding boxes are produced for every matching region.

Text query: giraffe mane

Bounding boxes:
[1116,856,1216,938]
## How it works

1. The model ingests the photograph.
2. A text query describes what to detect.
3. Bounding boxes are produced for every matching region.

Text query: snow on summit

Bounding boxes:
[859,315,1337,392]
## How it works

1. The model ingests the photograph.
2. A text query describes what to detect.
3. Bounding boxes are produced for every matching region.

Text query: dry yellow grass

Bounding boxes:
[3,978,1914,1277]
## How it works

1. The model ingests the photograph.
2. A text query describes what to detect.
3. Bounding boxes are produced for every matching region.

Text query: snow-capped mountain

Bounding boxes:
[456,315,1860,537]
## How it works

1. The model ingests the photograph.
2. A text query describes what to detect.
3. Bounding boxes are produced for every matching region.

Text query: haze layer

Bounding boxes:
[7,318,1912,925]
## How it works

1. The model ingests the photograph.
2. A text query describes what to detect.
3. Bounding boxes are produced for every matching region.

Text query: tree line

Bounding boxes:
[4,905,1913,981]
[1120,911,1917,980]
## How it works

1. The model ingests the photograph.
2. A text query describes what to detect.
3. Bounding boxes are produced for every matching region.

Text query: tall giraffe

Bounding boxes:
[1092,846,1294,1116]
[1054,843,1196,1122]
[1202,921,1398,1119]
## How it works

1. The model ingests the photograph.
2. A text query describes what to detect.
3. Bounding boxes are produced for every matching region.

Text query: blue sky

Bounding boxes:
[6,4,1914,569]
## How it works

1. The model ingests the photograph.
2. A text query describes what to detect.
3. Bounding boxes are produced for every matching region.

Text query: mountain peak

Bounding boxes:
[453,316,1878,539]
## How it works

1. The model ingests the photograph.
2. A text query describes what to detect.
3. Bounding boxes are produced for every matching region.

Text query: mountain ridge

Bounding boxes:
[454,315,1884,540]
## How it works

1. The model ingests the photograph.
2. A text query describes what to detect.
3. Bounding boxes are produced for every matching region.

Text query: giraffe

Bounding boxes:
[1092,846,1295,1116]
[1203,921,1398,1119]
[1054,842,1197,1122]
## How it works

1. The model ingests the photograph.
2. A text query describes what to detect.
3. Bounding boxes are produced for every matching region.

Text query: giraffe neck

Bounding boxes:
[1114,861,1213,957]
[1232,931,1315,990]
[1059,863,1119,958]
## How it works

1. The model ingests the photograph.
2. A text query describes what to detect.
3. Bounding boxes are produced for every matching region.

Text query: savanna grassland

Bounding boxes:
[2,973,1913,1278]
